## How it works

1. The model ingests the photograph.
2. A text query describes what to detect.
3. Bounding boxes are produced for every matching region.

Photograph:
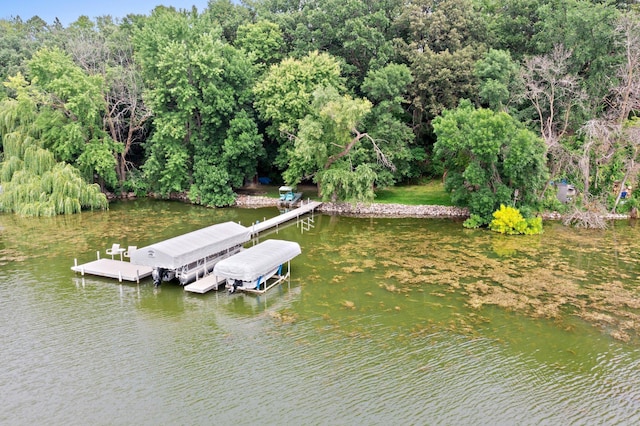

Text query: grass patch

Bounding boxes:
[374,180,452,206]
[241,180,452,206]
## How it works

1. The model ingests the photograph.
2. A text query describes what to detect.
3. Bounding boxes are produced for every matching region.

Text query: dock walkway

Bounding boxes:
[184,274,225,293]
[250,200,321,236]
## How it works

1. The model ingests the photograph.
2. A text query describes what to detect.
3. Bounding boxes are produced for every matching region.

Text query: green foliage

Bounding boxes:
[121,168,148,197]
[463,214,486,229]
[533,0,620,104]
[489,204,543,235]
[203,0,253,43]
[362,63,417,183]
[616,195,639,214]
[253,50,344,142]
[135,8,260,206]
[235,20,284,72]
[0,71,108,216]
[0,162,108,216]
[398,0,487,133]
[1,0,636,212]
[283,86,383,202]
[259,0,400,87]
[474,49,520,111]
[433,99,548,222]
[0,17,48,97]
[318,164,376,203]
[23,47,119,187]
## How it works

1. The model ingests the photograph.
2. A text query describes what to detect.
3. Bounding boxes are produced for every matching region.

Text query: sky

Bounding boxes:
[1,0,211,26]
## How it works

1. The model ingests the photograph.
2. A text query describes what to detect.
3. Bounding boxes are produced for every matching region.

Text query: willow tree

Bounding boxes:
[0,73,107,216]
[283,86,394,202]
[253,50,344,175]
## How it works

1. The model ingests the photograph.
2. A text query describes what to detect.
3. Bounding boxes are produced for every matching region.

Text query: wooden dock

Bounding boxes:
[184,274,226,294]
[71,258,153,283]
[250,200,321,236]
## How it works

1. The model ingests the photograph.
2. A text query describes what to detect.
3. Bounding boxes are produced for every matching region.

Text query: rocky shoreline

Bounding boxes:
[234,194,632,220]
[234,194,468,218]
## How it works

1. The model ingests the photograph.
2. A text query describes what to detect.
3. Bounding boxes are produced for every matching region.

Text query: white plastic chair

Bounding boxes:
[124,246,137,259]
[106,243,123,260]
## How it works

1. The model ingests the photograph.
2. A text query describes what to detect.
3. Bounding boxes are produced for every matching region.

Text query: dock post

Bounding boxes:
[74,258,78,268]
[136,270,140,284]
[118,270,122,283]
[96,250,100,260]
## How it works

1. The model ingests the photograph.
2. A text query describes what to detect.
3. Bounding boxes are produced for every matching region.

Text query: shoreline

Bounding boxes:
[233,194,469,218]
[233,194,631,220]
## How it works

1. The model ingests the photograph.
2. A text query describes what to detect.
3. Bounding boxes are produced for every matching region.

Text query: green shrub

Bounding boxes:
[463,214,486,229]
[489,204,543,235]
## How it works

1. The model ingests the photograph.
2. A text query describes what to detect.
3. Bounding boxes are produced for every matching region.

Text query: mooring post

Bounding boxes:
[118,270,122,283]
[136,270,140,284]
[96,250,100,260]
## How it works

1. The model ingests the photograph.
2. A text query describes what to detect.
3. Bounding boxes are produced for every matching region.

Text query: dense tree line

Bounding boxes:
[1,0,640,224]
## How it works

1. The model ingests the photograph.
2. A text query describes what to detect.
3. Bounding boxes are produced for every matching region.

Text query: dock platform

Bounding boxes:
[71,258,153,283]
[250,200,321,236]
[184,274,226,294]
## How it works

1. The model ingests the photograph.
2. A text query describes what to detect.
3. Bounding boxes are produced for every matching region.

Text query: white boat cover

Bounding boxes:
[213,239,301,281]
[130,222,250,269]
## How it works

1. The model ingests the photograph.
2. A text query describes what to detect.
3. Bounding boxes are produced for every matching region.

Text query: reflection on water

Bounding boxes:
[0,199,638,424]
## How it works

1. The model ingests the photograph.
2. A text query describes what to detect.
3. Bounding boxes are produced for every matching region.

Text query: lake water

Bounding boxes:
[1,199,638,425]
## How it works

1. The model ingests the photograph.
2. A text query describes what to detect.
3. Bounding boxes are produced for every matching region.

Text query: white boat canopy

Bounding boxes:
[213,239,301,282]
[130,222,251,269]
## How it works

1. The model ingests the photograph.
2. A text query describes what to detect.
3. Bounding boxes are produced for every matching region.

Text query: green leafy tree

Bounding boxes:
[283,86,394,202]
[0,73,107,216]
[254,50,344,137]
[56,16,152,193]
[361,63,418,184]
[483,0,544,57]
[0,16,49,97]
[256,0,401,87]
[532,0,620,106]
[397,0,487,136]
[474,49,521,112]
[235,20,284,74]
[26,47,119,187]
[253,50,344,170]
[433,99,548,223]
[202,0,253,43]
[135,7,262,206]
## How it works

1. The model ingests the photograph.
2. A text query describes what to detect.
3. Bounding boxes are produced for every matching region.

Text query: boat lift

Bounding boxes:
[213,239,302,295]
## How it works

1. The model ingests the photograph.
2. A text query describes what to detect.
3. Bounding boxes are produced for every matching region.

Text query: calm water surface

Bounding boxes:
[0,199,638,425]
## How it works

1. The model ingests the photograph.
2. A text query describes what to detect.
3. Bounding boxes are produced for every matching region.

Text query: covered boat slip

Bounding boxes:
[130,221,251,285]
[131,222,250,269]
[213,239,302,294]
